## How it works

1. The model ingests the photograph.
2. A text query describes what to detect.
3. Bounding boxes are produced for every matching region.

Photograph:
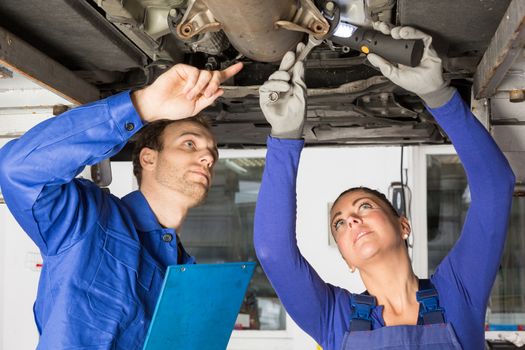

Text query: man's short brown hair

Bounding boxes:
[131,116,212,186]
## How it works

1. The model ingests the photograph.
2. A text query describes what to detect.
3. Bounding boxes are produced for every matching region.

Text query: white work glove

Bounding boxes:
[259,43,307,139]
[367,24,455,108]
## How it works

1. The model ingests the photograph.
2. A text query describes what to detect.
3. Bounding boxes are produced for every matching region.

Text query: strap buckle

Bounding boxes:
[416,288,445,324]
[350,294,376,331]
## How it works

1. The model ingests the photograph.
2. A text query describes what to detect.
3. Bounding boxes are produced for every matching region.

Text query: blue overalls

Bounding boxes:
[341,280,463,349]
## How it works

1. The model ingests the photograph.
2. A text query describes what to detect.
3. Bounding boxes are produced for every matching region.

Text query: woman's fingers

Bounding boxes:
[279,51,296,71]
[391,26,433,48]
[373,21,392,35]
[259,80,291,93]
[295,42,306,58]
[268,71,291,82]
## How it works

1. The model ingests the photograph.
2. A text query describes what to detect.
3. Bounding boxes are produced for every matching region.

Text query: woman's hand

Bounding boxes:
[367,24,455,108]
[259,42,307,139]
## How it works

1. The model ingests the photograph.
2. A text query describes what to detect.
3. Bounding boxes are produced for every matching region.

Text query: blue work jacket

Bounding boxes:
[0,91,195,349]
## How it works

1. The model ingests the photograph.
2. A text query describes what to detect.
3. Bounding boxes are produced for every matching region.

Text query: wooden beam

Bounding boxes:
[473,0,525,99]
[0,26,100,105]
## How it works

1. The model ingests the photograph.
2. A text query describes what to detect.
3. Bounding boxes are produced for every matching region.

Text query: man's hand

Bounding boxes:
[259,43,307,139]
[132,62,243,122]
[367,25,455,108]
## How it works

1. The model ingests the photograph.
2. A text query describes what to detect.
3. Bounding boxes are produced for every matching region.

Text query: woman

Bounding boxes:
[254,25,515,350]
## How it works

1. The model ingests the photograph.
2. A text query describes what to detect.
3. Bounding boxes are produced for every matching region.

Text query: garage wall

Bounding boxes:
[0,204,41,350]
[0,145,415,350]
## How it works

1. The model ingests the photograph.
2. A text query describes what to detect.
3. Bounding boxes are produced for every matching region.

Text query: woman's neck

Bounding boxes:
[359,251,419,321]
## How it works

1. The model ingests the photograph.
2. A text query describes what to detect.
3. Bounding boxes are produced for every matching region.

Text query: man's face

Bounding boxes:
[150,121,218,207]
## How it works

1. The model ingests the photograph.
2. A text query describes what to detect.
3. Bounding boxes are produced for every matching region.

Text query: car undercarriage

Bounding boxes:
[0,0,513,148]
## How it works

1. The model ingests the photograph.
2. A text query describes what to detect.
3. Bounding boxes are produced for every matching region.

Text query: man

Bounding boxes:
[0,62,242,349]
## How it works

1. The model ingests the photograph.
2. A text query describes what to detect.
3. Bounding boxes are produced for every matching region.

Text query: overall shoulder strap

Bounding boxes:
[417,279,445,325]
[349,293,376,331]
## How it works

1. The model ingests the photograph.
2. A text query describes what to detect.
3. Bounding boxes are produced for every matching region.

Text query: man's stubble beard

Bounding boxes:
[155,161,209,207]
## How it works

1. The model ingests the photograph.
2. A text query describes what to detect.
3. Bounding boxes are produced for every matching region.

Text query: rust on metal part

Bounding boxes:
[473,0,525,99]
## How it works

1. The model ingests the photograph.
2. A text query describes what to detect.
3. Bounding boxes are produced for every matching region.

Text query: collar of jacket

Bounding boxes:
[120,190,196,265]
[121,190,166,232]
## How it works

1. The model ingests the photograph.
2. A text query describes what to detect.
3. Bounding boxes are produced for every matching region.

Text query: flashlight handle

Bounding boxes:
[332,28,424,67]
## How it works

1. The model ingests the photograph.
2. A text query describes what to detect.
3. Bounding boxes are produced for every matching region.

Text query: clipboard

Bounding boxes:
[143,262,256,350]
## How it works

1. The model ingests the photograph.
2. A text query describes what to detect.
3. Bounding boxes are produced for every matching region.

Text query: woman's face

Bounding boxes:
[330,190,409,270]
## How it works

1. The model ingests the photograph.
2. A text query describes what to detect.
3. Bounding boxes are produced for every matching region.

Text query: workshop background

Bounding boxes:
[1,0,525,348]
[0,71,524,349]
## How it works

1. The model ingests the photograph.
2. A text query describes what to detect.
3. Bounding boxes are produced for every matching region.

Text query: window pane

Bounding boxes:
[426,154,525,330]
[181,158,286,330]
[426,154,467,276]
[488,196,525,330]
